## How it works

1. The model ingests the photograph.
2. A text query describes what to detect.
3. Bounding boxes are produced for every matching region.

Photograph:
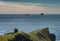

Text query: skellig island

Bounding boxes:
[0,28,56,41]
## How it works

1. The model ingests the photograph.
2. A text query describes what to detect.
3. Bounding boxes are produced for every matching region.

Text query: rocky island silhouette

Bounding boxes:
[0,28,56,41]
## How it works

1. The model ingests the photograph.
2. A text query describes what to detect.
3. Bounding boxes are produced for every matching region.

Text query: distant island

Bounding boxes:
[0,28,56,41]
[40,13,44,15]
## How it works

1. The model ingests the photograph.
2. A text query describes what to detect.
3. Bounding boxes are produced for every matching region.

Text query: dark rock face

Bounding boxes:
[8,33,32,41]
[50,33,56,41]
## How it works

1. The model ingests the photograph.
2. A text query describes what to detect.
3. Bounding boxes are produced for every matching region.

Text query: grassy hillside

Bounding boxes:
[29,28,51,41]
[0,28,55,41]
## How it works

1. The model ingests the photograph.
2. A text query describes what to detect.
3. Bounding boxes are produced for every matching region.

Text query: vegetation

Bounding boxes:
[0,28,56,41]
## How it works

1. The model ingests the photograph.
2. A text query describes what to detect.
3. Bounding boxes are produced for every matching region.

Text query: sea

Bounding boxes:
[0,14,60,41]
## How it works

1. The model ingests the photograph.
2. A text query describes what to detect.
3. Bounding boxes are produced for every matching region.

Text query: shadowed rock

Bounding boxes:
[8,32,32,41]
[50,33,56,41]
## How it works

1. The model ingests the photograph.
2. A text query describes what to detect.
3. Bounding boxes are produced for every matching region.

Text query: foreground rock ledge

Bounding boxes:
[0,28,56,41]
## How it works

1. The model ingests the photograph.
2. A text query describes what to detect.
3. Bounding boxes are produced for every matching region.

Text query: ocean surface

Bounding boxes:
[0,14,60,41]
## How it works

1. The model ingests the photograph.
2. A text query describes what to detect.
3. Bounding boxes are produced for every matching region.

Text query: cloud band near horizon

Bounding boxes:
[0,0,60,14]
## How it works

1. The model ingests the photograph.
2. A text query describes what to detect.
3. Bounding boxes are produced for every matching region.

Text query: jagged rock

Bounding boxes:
[30,28,56,41]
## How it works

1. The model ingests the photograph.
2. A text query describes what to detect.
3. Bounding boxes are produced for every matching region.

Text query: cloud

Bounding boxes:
[0,1,60,14]
[0,1,46,14]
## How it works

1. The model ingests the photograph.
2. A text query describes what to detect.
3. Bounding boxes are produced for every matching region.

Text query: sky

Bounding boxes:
[0,0,60,14]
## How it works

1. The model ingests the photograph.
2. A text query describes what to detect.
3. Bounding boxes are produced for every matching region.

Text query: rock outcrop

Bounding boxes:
[29,28,56,41]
